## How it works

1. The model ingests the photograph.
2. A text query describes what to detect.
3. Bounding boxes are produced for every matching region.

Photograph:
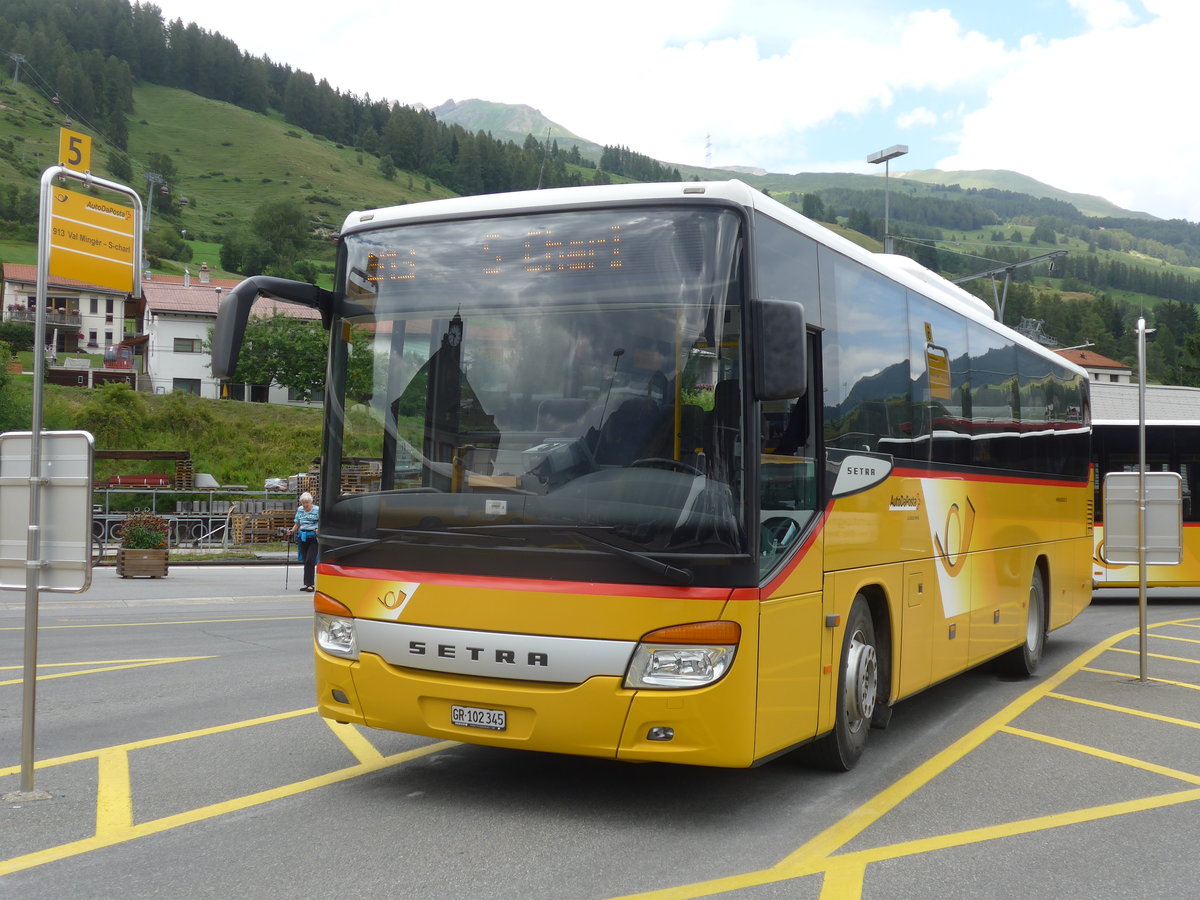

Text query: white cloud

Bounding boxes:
[1067,0,1138,29]
[897,106,940,129]
[939,4,1200,219]
[142,0,1200,219]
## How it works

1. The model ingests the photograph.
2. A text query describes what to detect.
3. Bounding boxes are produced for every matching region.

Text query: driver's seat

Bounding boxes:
[593,396,662,466]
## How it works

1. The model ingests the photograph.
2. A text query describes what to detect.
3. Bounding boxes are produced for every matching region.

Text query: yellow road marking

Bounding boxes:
[818,859,867,900]
[613,616,1200,899]
[95,750,133,836]
[0,657,215,687]
[795,789,1200,875]
[324,719,385,764]
[1110,647,1200,665]
[0,740,457,877]
[1000,725,1200,785]
[1,659,198,671]
[1044,691,1200,730]
[1081,665,1200,690]
[6,617,1198,891]
[0,708,316,777]
[1151,632,1200,647]
[0,616,309,633]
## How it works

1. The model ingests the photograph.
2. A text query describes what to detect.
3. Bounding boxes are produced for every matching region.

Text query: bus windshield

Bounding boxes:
[324,205,754,583]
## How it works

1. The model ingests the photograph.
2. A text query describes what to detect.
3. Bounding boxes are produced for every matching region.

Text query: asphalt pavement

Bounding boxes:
[0,561,299,612]
[2,575,1198,897]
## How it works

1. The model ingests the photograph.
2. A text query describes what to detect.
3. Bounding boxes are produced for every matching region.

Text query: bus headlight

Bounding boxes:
[315,593,358,660]
[624,621,739,689]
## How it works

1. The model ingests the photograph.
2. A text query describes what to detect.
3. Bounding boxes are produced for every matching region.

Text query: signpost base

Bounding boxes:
[3,789,53,802]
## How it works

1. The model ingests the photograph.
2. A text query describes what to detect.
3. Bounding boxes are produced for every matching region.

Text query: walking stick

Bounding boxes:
[284,530,292,590]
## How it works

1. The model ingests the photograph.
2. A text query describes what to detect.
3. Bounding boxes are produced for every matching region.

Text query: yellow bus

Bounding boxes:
[212,180,1093,769]
[1091,381,1200,587]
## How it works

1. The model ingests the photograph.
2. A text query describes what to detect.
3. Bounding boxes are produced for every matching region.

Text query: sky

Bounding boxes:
[145,0,1200,221]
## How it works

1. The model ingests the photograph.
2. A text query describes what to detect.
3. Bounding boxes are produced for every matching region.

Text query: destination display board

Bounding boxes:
[47,186,136,291]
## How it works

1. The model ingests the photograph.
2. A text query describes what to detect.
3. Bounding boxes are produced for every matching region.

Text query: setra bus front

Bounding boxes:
[213,183,822,768]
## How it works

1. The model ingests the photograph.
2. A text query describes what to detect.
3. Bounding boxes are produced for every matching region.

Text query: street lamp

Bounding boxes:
[867,144,908,253]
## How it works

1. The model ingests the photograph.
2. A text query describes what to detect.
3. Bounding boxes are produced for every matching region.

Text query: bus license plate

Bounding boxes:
[451,704,506,731]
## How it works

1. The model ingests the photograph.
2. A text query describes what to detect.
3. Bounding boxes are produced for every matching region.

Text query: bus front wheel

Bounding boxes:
[812,594,877,771]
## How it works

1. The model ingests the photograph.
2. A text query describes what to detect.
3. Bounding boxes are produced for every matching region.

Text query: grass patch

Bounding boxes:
[4,380,323,488]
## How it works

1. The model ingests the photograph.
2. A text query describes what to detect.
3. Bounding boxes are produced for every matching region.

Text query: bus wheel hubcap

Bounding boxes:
[846,634,877,724]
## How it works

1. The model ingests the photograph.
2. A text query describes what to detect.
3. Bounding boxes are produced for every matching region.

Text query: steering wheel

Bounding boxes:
[629,457,704,476]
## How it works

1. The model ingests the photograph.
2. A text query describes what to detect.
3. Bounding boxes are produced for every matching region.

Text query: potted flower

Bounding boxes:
[116,510,171,577]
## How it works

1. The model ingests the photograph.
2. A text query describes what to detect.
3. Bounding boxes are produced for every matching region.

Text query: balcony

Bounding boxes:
[5,308,83,328]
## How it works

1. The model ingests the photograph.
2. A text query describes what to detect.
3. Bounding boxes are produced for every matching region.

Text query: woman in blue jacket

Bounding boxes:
[289,491,320,591]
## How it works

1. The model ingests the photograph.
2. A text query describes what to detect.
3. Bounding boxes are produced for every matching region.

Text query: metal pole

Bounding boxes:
[16,168,59,797]
[1137,317,1148,682]
[883,159,891,253]
[13,165,144,800]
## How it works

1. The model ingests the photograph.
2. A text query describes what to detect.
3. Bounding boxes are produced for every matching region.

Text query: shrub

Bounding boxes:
[154,389,215,438]
[75,382,149,447]
[118,510,170,549]
[0,320,34,352]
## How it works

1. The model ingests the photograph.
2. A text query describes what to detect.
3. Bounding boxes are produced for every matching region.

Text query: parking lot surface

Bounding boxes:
[2,576,1198,898]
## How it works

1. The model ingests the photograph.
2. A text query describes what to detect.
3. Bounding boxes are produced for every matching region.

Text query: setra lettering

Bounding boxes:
[407,639,550,667]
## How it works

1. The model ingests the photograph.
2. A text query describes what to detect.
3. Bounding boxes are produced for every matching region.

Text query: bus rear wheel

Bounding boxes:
[812,594,877,771]
[1001,566,1046,677]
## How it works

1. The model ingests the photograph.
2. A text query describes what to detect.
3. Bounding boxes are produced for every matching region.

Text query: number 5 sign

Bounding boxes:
[58,127,92,173]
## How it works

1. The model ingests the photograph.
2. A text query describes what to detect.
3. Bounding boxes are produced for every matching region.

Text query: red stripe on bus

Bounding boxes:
[315,564,735,601]
[891,466,1088,489]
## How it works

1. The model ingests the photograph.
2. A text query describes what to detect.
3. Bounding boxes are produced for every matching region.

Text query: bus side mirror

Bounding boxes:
[211,276,335,379]
[752,298,806,400]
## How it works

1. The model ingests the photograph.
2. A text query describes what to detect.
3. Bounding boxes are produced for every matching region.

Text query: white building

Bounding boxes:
[3,261,322,406]
[140,267,321,404]
[2,262,133,354]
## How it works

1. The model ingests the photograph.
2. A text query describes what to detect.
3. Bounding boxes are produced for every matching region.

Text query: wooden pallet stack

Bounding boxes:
[340,461,382,494]
[298,472,319,497]
[242,510,294,543]
[174,458,195,490]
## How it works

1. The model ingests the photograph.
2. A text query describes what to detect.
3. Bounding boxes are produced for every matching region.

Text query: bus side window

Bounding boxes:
[759,333,819,573]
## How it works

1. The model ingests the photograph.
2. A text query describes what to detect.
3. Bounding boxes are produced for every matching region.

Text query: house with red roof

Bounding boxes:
[2,262,133,354]
[139,265,320,402]
[1053,348,1133,384]
[3,262,321,405]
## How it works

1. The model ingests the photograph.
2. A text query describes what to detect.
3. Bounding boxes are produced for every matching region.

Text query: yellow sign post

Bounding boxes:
[12,164,143,800]
[47,187,136,292]
[58,128,92,173]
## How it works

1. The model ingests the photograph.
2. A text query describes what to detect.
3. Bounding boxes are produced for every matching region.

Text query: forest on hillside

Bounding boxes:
[4,0,1200,384]
[0,0,679,200]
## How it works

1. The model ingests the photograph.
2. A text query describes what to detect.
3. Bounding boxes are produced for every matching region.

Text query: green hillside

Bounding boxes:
[0,83,75,184]
[129,84,454,240]
[902,168,1156,220]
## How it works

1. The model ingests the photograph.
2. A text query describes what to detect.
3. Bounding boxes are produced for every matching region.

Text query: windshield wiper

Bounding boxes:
[445,524,694,586]
[323,527,526,561]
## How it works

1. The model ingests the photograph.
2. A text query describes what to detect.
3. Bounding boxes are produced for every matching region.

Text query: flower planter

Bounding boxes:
[116,548,169,578]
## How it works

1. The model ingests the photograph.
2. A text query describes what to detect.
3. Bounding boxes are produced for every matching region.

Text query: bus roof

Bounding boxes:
[1091,381,1200,425]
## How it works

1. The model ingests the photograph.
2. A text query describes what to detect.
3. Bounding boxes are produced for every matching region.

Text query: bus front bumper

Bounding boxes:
[316,649,759,767]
